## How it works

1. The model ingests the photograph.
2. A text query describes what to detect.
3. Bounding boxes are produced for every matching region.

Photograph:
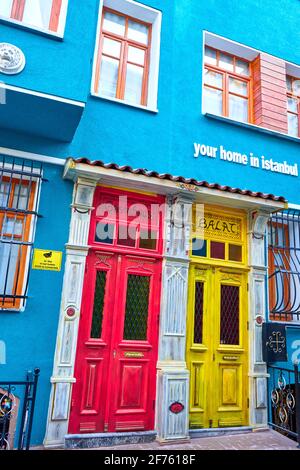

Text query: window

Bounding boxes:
[0,0,67,34]
[203,46,251,123]
[94,8,151,106]
[0,157,42,310]
[287,76,300,137]
[268,210,300,322]
[92,1,161,111]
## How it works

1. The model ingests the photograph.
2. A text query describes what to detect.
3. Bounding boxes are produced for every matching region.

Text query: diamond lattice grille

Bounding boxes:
[220,285,239,345]
[123,275,150,341]
[90,270,107,338]
[194,281,204,343]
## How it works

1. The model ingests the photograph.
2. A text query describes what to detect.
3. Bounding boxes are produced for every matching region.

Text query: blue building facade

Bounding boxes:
[0,0,299,447]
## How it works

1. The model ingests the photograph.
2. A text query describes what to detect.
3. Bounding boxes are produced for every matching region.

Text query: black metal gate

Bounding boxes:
[267,364,300,446]
[0,368,40,450]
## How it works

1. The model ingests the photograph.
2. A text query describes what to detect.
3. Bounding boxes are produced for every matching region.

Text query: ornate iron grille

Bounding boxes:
[268,209,300,321]
[123,274,150,341]
[90,270,107,338]
[0,369,40,450]
[268,365,300,445]
[220,285,239,345]
[194,281,204,343]
[0,156,44,311]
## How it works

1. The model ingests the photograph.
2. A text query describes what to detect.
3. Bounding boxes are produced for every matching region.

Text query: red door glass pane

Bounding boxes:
[211,241,225,259]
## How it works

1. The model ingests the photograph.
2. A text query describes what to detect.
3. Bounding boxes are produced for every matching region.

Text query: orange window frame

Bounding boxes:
[94,7,152,107]
[287,75,300,138]
[204,47,253,122]
[268,222,291,321]
[8,0,62,32]
[0,178,36,309]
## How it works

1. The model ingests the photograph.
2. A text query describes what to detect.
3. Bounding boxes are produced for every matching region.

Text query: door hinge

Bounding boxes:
[213,353,215,361]
[209,419,213,428]
[71,399,75,410]
[247,398,250,408]
[104,423,108,433]
[153,400,156,411]
[247,283,249,291]
[247,321,249,331]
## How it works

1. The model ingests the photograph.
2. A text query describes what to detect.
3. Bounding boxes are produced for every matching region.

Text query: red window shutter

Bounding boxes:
[252,53,288,133]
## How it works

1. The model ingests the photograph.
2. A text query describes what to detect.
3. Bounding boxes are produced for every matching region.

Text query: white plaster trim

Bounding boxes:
[0,0,69,38]
[91,92,158,113]
[91,0,161,111]
[0,82,85,107]
[0,147,65,166]
[204,112,300,144]
[288,203,300,210]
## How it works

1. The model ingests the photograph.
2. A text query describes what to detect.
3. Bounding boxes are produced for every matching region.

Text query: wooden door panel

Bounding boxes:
[80,358,104,415]
[117,359,149,411]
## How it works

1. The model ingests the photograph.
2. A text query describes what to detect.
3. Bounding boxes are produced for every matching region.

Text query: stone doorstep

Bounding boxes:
[64,431,157,449]
[64,427,257,448]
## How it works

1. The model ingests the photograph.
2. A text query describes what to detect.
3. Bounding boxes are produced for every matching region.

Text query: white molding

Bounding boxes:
[91,0,162,111]
[288,203,300,210]
[91,92,158,113]
[0,147,65,166]
[0,82,85,107]
[0,0,69,38]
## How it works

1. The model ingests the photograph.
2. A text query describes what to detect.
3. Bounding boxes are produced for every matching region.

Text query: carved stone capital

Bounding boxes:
[249,210,271,239]
[165,193,195,259]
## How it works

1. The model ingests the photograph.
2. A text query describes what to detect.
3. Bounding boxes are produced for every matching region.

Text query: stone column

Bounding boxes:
[248,209,270,428]
[156,193,194,443]
[44,177,97,447]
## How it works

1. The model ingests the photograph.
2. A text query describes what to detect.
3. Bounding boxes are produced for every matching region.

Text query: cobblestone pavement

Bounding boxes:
[92,430,298,451]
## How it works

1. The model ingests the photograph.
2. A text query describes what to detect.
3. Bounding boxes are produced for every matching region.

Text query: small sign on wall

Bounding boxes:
[32,249,63,272]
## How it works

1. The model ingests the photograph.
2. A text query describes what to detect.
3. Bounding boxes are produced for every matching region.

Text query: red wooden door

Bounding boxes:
[69,250,161,434]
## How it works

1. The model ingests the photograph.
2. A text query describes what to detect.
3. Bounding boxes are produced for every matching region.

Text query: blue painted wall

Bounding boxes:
[1,0,300,444]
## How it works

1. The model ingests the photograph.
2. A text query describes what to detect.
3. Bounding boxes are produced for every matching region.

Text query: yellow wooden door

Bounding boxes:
[187,264,248,429]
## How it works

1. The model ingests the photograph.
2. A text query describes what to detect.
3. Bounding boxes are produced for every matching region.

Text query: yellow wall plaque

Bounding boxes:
[32,249,63,272]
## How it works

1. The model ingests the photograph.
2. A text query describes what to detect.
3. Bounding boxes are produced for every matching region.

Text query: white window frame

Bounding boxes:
[0,0,69,39]
[91,0,162,113]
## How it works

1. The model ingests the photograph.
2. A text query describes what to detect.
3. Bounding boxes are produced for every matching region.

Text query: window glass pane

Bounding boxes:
[0,182,10,207]
[124,63,144,105]
[192,238,207,257]
[23,0,53,30]
[99,56,120,98]
[0,0,13,17]
[194,282,204,344]
[235,59,249,76]
[229,244,242,262]
[117,226,136,247]
[220,285,239,345]
[128,20,149,45]
[210,241,225,259]
[229,95,248,122]
[90,271,107,339]
[103,11,125,36]
[0,240,19,295]
[102,38,121,58]
[288,113,298,137]
[286,76,293,92]
[139,230,157,250]
[204,47,217,66]
[293,79,300,96]
[95,222,115,244]
[123,275,150,340]
[219,52,234,71]
[2,217,24,239]
[287,97,298,113]
[229,77,248,96]
[12,184,29,210]
[203,87,223,116]
[128,46,145,66]
[204,69,223,88]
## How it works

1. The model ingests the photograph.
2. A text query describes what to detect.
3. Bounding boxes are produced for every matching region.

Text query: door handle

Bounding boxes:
[113,350,116,359]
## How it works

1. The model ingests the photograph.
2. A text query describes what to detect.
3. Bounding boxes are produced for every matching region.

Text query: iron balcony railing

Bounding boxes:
[267,364,300,446]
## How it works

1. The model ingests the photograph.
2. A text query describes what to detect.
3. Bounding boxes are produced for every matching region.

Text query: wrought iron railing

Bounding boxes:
[0,368,40,450]
[0,155,44,311]
[268,364,300,446]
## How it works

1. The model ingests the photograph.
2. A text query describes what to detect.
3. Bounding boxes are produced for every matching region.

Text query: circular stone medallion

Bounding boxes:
[0,43,25,75]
